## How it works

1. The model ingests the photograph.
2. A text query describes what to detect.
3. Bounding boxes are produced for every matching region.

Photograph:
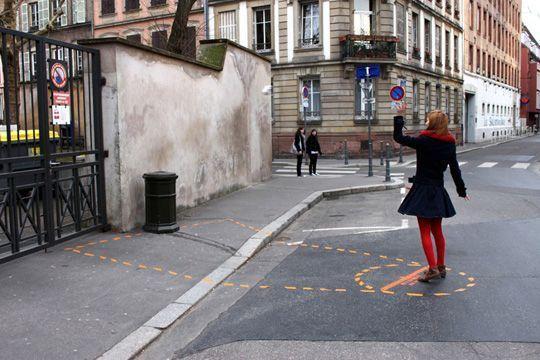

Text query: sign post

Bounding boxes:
[302,85,309,165]
[356,64,380,177]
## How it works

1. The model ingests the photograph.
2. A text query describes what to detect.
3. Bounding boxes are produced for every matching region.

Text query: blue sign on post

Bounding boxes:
[356,64,381,79]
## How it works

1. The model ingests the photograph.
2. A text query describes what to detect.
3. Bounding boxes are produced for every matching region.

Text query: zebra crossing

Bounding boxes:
[403,160,533,170]
[272,162,359,178]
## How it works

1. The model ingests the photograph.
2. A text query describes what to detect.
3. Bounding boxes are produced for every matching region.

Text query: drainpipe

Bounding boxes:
[205,0,210,40]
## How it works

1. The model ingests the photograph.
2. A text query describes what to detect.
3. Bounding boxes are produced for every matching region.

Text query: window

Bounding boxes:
[76,51,83,74]
[51,0,62,26]
[355,79,375,119]
[151,30,168,49]
[482,103,485,115]
[454,35,459,68]
[476,48,480,71]
[412,13,419,50]
[102,0,115,15]
[29,2,39,31]
[424,20,431,54]
[454,89,459,123]
[396,3,406,53]
[125,0,140,11]
[469,0,473,30]
[445,87,450,113]
[413,80,419,121]
[445,31,450,66]
[300,2,320,47]
[436,84,441,109]
[468,44,473,69]
[301,78,321,119]
[150,0,167,6]
[477,5,481,33]
[435,25,441,65]
[126,34,142,43]
[219,10,237,42]
[353,0,374,35]
[425,83,431,114]
[253,6,271,52]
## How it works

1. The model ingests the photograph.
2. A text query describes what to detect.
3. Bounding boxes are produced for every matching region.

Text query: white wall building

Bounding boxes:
[463,73,520,143]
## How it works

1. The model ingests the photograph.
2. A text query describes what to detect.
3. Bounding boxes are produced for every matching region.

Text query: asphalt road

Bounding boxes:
[139,136,540,360]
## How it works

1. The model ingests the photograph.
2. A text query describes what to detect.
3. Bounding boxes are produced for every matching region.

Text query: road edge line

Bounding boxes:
[98,179,404,360]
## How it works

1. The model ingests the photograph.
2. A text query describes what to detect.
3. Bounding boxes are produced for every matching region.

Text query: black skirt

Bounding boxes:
[398,179,456,219]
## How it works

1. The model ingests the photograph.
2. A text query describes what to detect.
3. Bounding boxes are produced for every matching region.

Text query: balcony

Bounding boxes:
[340,35,398,63]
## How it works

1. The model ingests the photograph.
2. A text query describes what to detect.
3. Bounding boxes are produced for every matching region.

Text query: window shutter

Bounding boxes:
[21,4,29,32]
[38,0,50,29]
[74,0,86,23]
[61,1,68,26]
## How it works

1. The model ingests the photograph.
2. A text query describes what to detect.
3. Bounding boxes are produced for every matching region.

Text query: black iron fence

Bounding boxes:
[0,27,107,263]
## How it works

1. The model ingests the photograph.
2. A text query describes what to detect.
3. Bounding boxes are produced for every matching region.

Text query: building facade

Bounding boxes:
[16,0,92,41]
[93,0,205,54]
[520,24,540,129]
[209,0,464,156]
[462,0,522,143]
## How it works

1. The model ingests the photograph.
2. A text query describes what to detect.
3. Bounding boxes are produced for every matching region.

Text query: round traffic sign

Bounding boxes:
[302,86,309,99]
[50,62,68,90]
[390,86,405,101]
[520,96,530,105]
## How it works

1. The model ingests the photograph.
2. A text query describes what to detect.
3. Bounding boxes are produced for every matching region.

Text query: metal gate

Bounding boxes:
[0,27,107,263]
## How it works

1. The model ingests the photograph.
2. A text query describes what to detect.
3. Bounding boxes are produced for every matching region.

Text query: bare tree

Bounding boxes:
[167,0,198,56]
[0,0,66,125]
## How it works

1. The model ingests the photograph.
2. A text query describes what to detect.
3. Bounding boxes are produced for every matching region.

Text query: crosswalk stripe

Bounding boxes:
[478,162,498,168]
[274,174,343,178]
[275,169,356,174]
[511,162,530,169]
[458,161,468,166]
[280,166,357,171]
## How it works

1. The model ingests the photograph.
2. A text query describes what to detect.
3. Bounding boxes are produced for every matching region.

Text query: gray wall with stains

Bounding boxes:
[90,39,272,231]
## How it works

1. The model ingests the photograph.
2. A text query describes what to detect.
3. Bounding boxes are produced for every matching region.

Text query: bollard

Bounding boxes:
[379,141,384,166]
[344,139,349,165]
[398,144,403,163]
[385,143,391,182]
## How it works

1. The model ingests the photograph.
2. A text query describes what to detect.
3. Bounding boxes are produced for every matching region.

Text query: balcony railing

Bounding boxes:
[340,34,398,62]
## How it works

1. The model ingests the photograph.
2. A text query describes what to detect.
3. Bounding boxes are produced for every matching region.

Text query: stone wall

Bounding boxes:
[83,39,272,231]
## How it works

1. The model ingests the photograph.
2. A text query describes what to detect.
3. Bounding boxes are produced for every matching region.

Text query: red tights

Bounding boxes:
[417,217,446,269]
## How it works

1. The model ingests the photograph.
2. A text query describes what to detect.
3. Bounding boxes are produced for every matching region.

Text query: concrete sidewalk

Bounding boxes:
[0,171,399,360]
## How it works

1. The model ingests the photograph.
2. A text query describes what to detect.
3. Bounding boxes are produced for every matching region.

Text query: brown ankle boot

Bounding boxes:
[438,265,446,279]
[418,268,441,282]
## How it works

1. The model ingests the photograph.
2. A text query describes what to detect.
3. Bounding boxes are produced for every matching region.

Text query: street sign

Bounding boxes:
[49,60,69,91]
[356,64,381,79]
[302,85,309,108]
[390,86,405,101]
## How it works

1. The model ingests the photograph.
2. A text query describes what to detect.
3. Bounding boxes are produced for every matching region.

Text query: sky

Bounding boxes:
[523,0,540,42]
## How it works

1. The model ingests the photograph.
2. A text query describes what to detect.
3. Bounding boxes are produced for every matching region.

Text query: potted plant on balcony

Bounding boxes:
[425,50,432,62]
[413,47,421,59]
[455,9,460,19]
[435,0,442,7]
[436,56,443,67]
[446,2,452,13]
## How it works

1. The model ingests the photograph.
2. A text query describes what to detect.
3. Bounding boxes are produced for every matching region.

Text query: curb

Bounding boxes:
[456,134,535,155]
[98,179,404,360]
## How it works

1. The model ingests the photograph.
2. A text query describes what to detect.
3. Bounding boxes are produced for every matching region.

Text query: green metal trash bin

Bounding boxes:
[143,171,179,233]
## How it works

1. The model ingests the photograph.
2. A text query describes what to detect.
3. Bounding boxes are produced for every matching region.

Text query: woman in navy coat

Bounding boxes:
[394,110,468,282]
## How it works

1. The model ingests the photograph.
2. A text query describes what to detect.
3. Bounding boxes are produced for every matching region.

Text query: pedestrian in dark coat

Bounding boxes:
[393,110,469,282]
[293,127,306,177]
[306,129,322,176]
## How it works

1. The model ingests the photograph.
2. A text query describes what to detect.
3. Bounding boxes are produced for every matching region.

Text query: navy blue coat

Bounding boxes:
[393,116,466,218]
